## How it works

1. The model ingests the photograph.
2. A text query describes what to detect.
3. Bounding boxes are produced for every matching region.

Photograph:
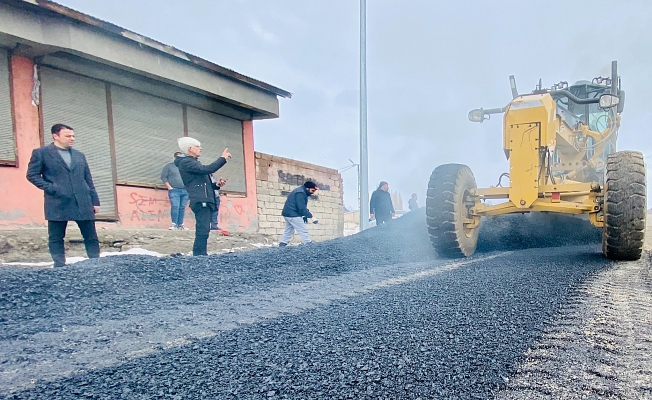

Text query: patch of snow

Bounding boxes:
[251,242,277,248]
[220,246,249,253]
[0,261,54,267]
[1,247,163,267]
[101,248,163,257]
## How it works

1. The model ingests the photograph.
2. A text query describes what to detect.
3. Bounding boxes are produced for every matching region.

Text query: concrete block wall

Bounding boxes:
[255,152,344,242]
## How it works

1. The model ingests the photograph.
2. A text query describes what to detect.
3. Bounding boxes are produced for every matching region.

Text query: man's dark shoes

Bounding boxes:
[52,254,66,268]
[278,242,288,247]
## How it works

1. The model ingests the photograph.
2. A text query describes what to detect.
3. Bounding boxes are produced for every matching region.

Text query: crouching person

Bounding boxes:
[175,137,231,256]
[279,181,318,247]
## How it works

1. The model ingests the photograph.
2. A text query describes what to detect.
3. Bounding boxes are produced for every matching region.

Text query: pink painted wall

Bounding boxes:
[0,56,47,228]
[0,55,259,232]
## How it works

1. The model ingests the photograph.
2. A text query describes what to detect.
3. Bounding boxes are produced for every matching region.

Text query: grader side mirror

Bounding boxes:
[468,109,485,123]
[599,94,620,109]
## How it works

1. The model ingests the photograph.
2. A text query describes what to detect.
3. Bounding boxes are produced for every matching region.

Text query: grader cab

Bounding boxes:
[426,61,646,260]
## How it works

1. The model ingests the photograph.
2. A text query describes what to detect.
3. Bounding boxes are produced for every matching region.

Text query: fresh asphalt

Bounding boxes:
[0,209,612,399]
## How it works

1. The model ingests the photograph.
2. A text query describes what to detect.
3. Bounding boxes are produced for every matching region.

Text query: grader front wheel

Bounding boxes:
[602,150,647,261]
[426,164,479,258]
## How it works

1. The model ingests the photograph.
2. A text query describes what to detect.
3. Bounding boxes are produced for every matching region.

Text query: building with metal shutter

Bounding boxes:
[0,0,291,232]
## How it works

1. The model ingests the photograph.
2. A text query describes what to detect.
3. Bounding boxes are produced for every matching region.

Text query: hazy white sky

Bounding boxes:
[57,0,652,209]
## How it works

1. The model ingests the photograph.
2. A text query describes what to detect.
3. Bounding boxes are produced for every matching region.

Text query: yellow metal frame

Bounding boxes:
[464,182,603,230]
[461,91,616,231]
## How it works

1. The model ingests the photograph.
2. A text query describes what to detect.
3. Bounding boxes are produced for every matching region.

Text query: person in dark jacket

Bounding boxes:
[175,137,231,256]
[279,181,318,247]
[210,174,226,231]
[26,124,101,268]
[408,193,418,211]
[369,181,395,225]
[161,152,190,230]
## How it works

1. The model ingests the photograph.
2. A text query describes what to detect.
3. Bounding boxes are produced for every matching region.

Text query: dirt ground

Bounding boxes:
[0,226,279,264]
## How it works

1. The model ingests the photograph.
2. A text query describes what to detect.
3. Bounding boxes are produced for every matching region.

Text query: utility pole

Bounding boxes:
[359,0,370,231]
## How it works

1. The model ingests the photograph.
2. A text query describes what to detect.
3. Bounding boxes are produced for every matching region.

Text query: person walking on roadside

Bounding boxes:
[161,152,190,230]
[370,181,395,225]
[279,181,319,247]
[26,124,101,268]
[175,137,231,256]
[408,193,419,211]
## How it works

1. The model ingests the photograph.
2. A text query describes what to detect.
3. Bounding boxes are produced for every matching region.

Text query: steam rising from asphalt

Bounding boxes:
[476,213,601,253]
[376,207,601,256]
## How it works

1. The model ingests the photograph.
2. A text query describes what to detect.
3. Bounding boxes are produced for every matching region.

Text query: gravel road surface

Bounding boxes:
[2,209,648,399]
[497,251,652,399]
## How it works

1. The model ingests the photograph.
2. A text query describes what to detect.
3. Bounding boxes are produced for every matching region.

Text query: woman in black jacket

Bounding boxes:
[175,137,231,256]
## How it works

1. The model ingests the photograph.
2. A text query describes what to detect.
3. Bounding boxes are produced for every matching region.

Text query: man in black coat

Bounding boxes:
[369,181,395,225]
[26,124,101,268]
[175,137,231,256]
[279,181,318,247]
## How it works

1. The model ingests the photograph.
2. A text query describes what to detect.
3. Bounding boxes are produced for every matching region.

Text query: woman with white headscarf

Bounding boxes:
[174,137,231,256]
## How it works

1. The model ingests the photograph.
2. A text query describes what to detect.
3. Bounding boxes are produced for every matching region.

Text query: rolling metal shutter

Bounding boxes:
[39,67,117,218]
[187,106,246,193]
[0,49,15,163]
[111,85,184,186]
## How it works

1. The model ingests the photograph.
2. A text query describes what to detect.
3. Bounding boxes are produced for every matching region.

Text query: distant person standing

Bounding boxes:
[370,181,395,225]
[408,193,418,211]
[26,124,101,268]
[175,137,231,256]
[279,181,319,247]
[161,152,190,230]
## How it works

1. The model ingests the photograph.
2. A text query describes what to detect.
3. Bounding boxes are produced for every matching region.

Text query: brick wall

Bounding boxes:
[255,152,343,242]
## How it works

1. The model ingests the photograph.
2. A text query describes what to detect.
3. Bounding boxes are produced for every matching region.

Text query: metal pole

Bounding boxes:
[359,0,370,231]
[611,60,618,95]
[357,162,361,213]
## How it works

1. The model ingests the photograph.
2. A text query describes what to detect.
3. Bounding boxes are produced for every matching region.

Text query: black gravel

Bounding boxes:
[0,210,437,342]
[0,208,607,399]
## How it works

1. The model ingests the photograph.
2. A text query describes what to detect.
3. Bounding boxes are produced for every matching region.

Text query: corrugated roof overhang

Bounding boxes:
[0,0,291,120]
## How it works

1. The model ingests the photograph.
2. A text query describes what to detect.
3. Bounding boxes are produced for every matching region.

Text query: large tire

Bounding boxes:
[602,150,646,261]
[426,164,479,258]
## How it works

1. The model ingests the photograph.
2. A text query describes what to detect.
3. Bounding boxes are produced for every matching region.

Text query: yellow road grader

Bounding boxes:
[426,61,646,260]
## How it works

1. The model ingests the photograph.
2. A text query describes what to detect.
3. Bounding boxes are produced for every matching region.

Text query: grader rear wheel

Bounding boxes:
[426,164,479,258]
[602,150,646,261]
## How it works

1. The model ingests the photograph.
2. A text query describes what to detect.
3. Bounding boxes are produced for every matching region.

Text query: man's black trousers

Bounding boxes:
[191,202,214,256]
[376,213,391,225]
[48,220,100,267]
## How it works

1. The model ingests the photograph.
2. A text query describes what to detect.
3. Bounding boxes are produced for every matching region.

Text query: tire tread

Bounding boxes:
[602,150,647,261]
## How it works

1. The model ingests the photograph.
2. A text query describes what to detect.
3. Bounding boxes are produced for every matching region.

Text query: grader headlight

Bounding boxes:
[468,109,485,123]
[599,94,620,108]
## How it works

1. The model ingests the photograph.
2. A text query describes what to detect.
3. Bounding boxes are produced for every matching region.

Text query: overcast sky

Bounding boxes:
[57,0,652,210]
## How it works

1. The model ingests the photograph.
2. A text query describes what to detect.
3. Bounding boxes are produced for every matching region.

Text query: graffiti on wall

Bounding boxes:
[217,199,251,229]
[277,170,331,191]
[120,188,254,231]
[128,191,171,222]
